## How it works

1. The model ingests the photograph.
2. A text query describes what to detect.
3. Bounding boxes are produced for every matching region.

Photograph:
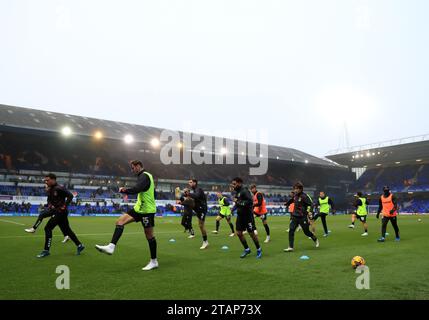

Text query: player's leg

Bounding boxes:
[390,217,400,241]
[186,214,195,238]
[37,216,59,258]
[25,210,52,233]
[349,214,356,228]
[226,215,235,236]
[141,214,159,271]
[320,213,329,236]
[95,212,136,255]
[181,215,188,232]
[58,215,85,255]
[300,218,319,248]
[308,215,316,234]
[236,216,251,258]
[198,212,209,250]
[378,217,389,242]
[285,217,299,252]
[247,217,262,259]
[360,216,369,236]
[261,215,271,243]
[213,215,223,234]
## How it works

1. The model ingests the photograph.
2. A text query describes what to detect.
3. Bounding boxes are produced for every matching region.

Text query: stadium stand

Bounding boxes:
[327,137,429,213]
[0,104,355,213]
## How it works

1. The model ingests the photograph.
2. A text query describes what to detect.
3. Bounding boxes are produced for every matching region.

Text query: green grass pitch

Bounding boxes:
[0,215,428,300]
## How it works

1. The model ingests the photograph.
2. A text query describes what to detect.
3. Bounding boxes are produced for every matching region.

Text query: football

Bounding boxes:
[351,256,366,269]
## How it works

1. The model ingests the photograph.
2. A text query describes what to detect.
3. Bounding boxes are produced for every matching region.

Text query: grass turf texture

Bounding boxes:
[0,215,428,300]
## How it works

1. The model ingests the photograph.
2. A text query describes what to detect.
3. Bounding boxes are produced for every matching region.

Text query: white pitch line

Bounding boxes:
[0,230,184,240]
[0,219,26,226]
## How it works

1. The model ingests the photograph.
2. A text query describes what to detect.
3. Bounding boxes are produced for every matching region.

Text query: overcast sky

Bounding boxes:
[1,0,428,157]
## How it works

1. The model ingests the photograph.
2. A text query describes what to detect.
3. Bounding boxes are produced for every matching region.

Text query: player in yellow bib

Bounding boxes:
[349,192,369,237]
[212,192,235,237]
[95,160,159,271]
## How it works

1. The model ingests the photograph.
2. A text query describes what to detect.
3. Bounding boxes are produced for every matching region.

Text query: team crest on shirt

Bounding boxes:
[54,191,58,197]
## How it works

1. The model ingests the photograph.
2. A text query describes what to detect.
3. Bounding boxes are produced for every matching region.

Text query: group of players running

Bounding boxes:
[24,160,401,272]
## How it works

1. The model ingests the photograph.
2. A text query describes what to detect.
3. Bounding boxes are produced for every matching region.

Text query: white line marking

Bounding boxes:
[0,230,184,240]
[0,219,26,226]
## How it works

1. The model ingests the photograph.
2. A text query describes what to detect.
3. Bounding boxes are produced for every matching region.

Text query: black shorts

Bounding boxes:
[236,214,256,233]
[195,211,207,222]
[355,214,367,223]
[126,209,155,229]
[254,213,268,222]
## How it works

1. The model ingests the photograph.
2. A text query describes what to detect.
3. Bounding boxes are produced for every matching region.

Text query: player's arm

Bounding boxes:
[181,197,193,207]
[57,187,74,210]
[329,198,336,213]
[236,189,253,207]
[303,194,314,216]
[254,193,263,208]
[353,198,360,208]
[188,188,204,201]
[376,198,382,219]
[391,195,398,214]
[285,198,293,209]
[120,174,150,195]
[56,187,74,205]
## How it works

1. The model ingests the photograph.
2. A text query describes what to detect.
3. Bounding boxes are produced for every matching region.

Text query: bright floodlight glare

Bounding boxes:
[94,131,103,140]
[151,138,160,147]
[177,142,183,149]
[124,134,134,144]
[61,126,72,136]
[220,147,228,155]
[305,159,309,164]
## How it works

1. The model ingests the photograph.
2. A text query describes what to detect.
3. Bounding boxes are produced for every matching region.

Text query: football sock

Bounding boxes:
[148,238,157,260]
[229,222,235,233]
[111,225,124,245]
[240,238,249,250]
[264,224,270,236]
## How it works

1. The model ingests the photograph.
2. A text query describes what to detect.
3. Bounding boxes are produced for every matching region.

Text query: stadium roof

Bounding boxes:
[0,104,338,167]
[326,134,429,168]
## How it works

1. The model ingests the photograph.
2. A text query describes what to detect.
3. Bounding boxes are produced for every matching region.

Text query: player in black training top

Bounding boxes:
[25,184,70,244]
[231,177,262,259]
[178,188,196,239]
[36,173,85,258]
[188,178,209,250]
[284,182,319,252]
